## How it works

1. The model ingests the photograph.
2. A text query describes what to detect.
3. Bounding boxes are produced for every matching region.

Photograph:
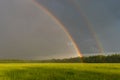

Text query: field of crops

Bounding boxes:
[0,63,120,80]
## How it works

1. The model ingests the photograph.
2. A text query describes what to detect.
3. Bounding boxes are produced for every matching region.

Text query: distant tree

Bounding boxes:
[0,54,119,63]
[105,54,120,63]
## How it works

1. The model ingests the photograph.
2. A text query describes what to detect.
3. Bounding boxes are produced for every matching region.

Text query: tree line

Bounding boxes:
[41,54,120,63]
[0,54,119,63]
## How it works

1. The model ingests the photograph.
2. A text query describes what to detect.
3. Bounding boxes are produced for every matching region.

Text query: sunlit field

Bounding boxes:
[0,63,120,80]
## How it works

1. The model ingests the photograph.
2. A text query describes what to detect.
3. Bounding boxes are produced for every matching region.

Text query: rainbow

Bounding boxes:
[32,0,83,57]
[70,0,105,54]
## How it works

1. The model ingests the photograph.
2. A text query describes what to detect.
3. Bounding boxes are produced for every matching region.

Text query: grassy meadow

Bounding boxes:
[0,63,119,80]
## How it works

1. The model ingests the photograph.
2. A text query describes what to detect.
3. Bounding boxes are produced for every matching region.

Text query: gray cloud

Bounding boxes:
[0,0,77,60]
[36,0,120,54]
[0,0,120,60]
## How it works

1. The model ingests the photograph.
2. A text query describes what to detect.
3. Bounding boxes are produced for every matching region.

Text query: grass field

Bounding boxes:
[0,63,119,80]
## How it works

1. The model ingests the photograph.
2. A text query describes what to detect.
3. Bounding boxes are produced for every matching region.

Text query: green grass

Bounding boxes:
[0,63,119,80]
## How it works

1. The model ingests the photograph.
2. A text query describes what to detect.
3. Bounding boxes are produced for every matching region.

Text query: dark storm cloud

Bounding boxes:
[76,0,120,52]
[36,0,102,53]
[1,0,120,60]
[36,0,120,54]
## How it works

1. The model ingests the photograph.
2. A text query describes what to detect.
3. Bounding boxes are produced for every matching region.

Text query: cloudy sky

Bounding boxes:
[0,0,120,59]
[36,0,120,54]
[0,0,78,60]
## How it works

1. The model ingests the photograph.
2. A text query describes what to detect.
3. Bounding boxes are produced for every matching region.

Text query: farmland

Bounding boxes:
[0,63,120,80]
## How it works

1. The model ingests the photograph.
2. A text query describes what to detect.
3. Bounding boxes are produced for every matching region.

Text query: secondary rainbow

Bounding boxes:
[70,0,104,54]
[32,0,83,57]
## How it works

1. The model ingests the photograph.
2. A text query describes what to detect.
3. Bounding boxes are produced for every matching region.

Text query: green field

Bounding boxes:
[0,63,120,80]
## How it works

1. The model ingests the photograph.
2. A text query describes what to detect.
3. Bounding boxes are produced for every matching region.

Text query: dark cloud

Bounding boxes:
[0,0,120,60]
[36,0,120,54]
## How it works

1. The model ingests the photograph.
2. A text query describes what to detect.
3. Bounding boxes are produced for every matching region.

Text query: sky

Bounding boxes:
[36,0,120,54]
[0,0,78,60]
[0,0,120,60]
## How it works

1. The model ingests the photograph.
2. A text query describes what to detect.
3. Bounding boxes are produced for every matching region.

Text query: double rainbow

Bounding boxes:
[32,0,105,57]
